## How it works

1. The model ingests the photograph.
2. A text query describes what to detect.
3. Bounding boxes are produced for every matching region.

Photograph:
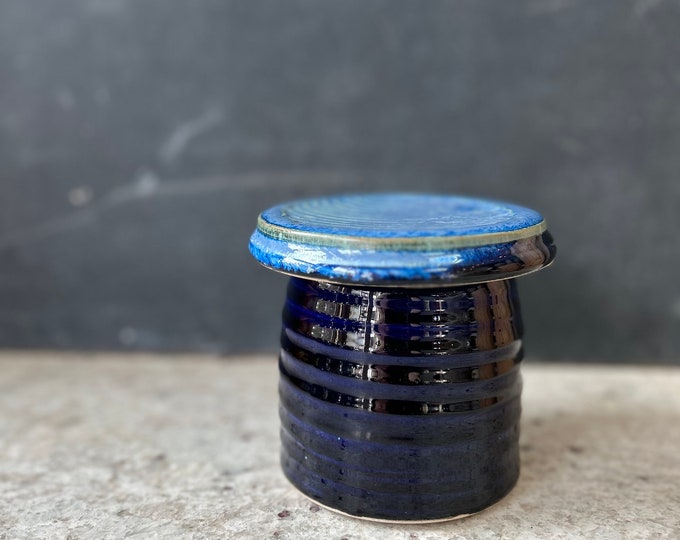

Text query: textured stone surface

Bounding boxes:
[0,353,678,539]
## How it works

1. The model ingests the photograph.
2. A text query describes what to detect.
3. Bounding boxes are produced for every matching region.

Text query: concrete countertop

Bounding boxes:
[0,353,678,539]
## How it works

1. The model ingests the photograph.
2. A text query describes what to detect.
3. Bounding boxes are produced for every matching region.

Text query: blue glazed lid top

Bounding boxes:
[250,193,556,286]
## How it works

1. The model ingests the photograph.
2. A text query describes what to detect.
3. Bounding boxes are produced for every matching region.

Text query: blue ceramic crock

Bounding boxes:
[250,194,556,522]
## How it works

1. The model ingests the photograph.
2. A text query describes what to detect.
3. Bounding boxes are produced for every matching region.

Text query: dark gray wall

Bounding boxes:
[1,0,679,362]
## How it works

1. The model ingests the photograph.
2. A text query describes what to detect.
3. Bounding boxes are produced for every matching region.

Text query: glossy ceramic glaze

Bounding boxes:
[250,193,555,522]
[249,194,556,286]
[279,277,524,521]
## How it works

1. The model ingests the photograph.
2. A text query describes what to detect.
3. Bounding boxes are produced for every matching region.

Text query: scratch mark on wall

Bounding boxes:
[105,169,160,205]
[633,0,667,18]
[158,107,225,166]
[526,0,577,16]
[671,298,680,319]
[0,211,97,253]
[68,186,94,207]
[0,170,161,251]
[0,170,351,251]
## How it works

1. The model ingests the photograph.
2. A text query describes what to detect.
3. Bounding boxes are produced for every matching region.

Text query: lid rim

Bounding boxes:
[249,193,556,285]
[249,229,556,287]
[257,214,547,251]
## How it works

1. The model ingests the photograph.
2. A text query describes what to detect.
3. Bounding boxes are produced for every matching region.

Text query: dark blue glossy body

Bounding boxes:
[279,277,524,521]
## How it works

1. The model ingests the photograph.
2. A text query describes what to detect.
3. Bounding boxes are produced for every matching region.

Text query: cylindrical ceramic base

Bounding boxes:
[278,277,524,522]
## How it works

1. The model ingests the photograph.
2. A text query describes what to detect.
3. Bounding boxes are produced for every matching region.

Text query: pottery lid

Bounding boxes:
[249,193,555,286]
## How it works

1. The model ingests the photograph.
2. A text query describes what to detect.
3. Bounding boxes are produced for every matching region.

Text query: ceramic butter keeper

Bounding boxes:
[249,193,556,522]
